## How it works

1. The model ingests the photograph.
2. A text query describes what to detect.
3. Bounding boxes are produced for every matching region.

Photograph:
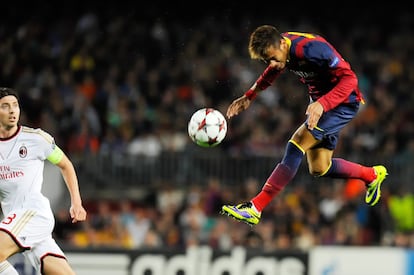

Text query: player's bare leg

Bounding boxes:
[42,256,76,275]
[0,231,21,275]
[0,231,21,262]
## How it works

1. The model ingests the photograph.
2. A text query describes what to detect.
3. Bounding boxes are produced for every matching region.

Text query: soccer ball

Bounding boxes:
[188,108,227,147]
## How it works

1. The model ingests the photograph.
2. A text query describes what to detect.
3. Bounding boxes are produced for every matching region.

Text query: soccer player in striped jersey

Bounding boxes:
[221,25,387,226]
[0,88,87,274]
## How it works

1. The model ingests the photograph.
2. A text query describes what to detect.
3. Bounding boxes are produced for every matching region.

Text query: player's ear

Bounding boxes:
[280,38,288,51]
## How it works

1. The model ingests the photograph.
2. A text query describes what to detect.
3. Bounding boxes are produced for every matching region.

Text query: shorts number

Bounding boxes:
[1,213,16,224]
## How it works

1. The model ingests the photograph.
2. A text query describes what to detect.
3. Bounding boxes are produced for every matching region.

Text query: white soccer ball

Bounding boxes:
[188,108,227,147]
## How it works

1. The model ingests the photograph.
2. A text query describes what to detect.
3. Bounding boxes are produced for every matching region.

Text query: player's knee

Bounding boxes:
[308,166,325,177]
[42,255,76,275]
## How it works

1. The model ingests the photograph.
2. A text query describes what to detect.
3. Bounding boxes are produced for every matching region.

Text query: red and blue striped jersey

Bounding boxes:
[256,32,364,111]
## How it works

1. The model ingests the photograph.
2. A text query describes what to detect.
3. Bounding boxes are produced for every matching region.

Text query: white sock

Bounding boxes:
[251,202,260,214]
[0,261,18,275]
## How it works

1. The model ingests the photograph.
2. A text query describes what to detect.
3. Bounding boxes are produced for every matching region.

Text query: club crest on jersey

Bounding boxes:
[19,146,27,158]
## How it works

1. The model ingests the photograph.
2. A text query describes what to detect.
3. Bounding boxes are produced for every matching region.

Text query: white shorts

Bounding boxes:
[0,208,65,272]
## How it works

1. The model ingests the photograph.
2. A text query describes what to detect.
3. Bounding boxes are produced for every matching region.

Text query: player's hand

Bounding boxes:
[226,95,251,119]
[305,101,324,130]
[70,204,87,223]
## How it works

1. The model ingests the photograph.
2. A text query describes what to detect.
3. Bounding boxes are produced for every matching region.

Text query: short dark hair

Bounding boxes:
[0,87,19,100]
[248,25,283,60]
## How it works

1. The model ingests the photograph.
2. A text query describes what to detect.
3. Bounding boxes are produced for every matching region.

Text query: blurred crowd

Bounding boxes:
[1,4,413,162]
[1,3,414,250]
[55,177,414,250]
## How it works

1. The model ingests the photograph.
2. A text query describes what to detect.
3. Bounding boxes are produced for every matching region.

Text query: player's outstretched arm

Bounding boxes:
[55,153,87,223]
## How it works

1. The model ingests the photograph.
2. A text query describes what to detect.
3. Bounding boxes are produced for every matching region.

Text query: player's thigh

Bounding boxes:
[306,147,333,175]
[42,255,76,275]
[290,124,320,151]
[0,230,21,261]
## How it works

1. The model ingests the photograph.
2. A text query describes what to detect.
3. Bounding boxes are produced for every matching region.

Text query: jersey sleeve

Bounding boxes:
[256,66,283,90]
[317,67,358,111]
[35,129,57,160]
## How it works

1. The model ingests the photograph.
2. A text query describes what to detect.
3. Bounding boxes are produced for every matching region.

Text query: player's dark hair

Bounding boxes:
[248,25,283,61]
[0,87,19,100]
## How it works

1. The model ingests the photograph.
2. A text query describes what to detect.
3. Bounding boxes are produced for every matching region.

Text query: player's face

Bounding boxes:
[0,95,20,129]
[262,39,289,70]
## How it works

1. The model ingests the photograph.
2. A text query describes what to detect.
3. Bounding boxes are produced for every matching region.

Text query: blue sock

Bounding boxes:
[280,141,304,171]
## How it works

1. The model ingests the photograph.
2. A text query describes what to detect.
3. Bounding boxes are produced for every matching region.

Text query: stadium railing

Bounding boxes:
[75,150,411,200]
